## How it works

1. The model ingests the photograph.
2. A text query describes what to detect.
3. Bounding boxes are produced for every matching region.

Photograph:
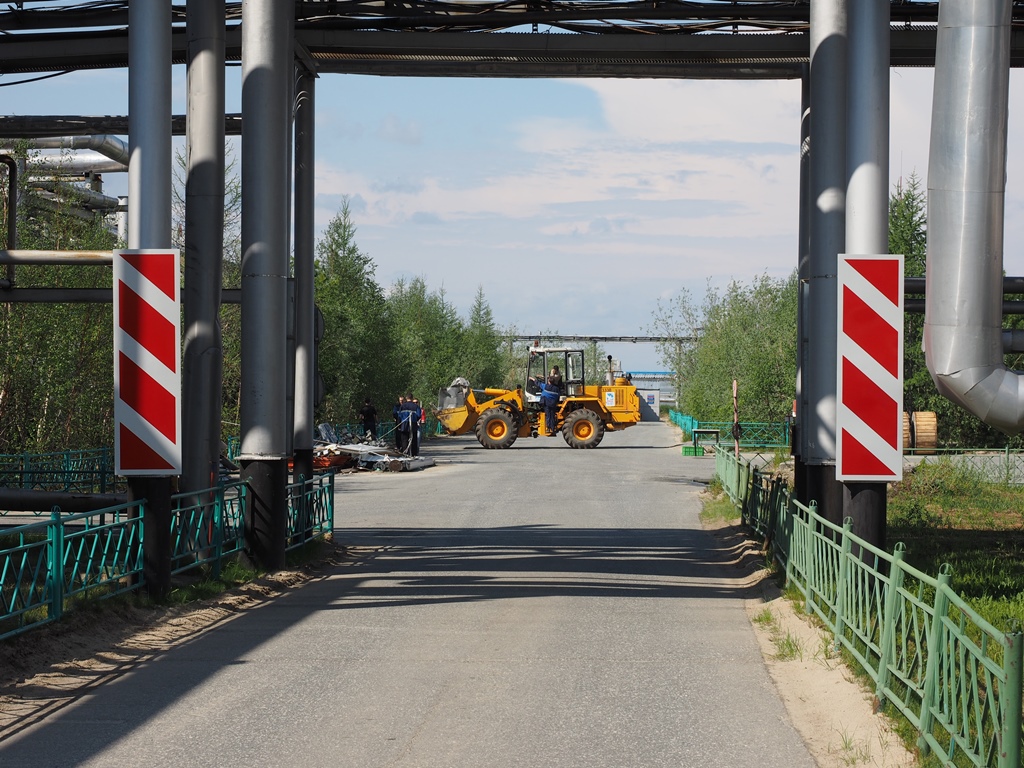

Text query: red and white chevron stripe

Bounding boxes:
[113,249,181,475]
[836,254,904,482]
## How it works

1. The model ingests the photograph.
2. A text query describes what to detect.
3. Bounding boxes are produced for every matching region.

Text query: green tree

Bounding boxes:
[649,287,701,406]
[387,276,465,406]
[0,154,117,451]
[315,200,399,425]
[651,274,797,423]
[461,286,503,387]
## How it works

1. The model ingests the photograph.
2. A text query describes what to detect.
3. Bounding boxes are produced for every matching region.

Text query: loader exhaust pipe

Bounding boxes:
[923,0,1024,433]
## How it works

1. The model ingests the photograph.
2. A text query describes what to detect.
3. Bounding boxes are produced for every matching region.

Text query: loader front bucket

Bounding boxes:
[436,385,472,434]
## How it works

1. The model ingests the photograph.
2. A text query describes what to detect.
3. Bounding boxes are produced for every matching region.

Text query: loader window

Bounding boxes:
[566,351,584,389]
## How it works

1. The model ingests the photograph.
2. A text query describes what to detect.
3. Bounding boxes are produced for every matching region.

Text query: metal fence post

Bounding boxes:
[999,631,1023,768]
[212,486,224,579]
[875,542,906,709]
[47,507,64,622]
[917,565,952,756]
[833,517,853,649]
[804,501,818,615]
[100,448,108,493]
[328,471,335,530]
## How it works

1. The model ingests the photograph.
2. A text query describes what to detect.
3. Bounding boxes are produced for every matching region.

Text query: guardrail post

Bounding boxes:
[875,543,906,709]
[328,471,335,530]
[833,517,853,650]
[100,449,108,494]
[47,506,64,622]
[804,501,818,615]
[212,486,224,579]
[917,565,952,756]
[999,631,1023,768]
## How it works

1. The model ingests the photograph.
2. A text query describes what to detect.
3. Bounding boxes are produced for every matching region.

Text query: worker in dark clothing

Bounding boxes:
[392,396,405,448]
[398,395,423,455]
[529,376,561,436]
[360,398,378,439]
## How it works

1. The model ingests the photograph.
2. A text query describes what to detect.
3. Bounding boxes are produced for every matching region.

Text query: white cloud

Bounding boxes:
[578,78,802,145]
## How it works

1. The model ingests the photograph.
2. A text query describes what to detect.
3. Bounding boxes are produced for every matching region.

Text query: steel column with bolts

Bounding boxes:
[127,0,173,599]
[240,0,294,570]
[844,0,891,550]
[804,0,847,525]
[183,0,226,500]
[293,69,316,487]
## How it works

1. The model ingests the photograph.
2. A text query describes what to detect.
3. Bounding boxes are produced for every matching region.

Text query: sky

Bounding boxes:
[5,54,1024,373]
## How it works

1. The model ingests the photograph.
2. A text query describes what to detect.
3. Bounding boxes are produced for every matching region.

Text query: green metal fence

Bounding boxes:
[286,473,335,550]
[669,410,790,449]
[1,473,335,642]
[170,482,248,578]
[714,446,1024,767]
[0,502,145,641]
[0,447,120,497]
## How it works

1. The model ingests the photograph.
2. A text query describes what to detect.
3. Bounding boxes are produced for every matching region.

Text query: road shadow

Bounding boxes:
[0,522,769,765]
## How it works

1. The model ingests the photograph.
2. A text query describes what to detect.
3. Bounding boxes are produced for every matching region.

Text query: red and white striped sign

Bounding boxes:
[836,254,904,482]
[113,249,181,475]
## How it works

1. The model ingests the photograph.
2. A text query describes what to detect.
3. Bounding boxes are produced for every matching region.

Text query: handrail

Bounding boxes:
[1,473,335,641]
[713,445,1023,768]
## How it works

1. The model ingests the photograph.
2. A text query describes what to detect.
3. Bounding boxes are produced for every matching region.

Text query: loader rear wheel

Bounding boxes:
[563,409,605,449]
[475,409,518,449]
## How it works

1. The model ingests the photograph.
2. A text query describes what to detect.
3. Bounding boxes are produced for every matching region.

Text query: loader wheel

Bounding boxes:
[563,409,605,449]
[475,409,518,449]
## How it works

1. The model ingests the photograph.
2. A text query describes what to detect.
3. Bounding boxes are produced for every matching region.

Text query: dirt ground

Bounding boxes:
[0,531,917,767]
[704,519,916,768]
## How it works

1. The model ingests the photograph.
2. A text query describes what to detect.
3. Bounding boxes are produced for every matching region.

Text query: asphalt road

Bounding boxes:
[1,422,816,768]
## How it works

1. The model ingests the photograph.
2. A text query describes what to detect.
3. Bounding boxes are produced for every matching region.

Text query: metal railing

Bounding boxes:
[0,447,119,495]
[0,502,144,641]
[1,472,335,641]
[170,482,248,578]
[286,473,335,550]
[669,410,790,449]
[714,446,1023,768]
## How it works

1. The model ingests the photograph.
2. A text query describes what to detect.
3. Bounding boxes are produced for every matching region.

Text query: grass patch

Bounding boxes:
[829,727,872,766]
[167,557,264,605]
[888,458,1024,632]
[699,495,740,526]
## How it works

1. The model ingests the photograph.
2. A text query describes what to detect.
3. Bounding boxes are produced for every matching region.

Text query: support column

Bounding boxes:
[794,63,810,504]
[240,0,293,571]
[293,69,316,486]
[806,0,848,525]
[128,0,173,598]
[844,0,891,550]
[183,0,226,497]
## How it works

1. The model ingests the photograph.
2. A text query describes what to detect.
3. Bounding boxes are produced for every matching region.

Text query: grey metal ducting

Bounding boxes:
[924,0,1023,433]
[24,151,127,174]
[8,135,130,166]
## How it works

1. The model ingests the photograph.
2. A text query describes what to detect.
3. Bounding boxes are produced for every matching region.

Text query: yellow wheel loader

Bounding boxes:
[435,346,642,449]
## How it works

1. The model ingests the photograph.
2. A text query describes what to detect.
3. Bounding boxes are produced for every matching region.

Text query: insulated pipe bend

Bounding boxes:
[3,136,129,167]
[923,0,1024,434]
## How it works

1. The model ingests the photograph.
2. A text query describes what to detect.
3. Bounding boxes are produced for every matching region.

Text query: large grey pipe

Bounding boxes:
[806,0,847,464]
[239,0,293,570]
[924,0,1021,433]
[128,1,171,249]
[11,136,130,166]
[127,0,174,600]
[182,0,225,495]
[293,70,316,482]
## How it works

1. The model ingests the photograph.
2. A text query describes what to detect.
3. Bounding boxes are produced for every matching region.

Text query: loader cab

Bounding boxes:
[525,347,585,398]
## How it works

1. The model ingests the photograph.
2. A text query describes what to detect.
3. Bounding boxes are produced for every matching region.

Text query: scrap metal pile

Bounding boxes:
[314,424,433,472]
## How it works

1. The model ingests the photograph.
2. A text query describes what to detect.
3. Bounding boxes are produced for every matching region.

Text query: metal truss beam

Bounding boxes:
[6,25,1024,79]
[0,115,242,139]
[508,335,697,343]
